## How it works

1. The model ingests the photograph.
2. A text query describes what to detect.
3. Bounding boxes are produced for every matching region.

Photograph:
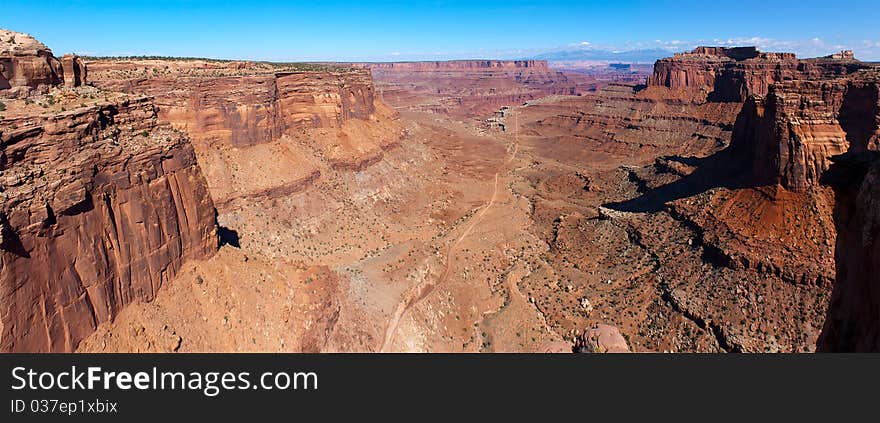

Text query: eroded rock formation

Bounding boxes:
[6,29,879,354]
[0,95,217,352]
[648,46,868,103]
[61,53,87,88]
[493,49,880,352]
[809,69,880,352]
[85,60,403,210]
[730,76,880,191]
[575,324,631,353]
[89,63,379,147]
[360,60,549,71]
[0,29,87,96]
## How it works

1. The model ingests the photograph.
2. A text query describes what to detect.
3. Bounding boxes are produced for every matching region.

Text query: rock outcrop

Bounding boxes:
[730,73,880,192]
[816,72,880,351]
[0,29,87,96]
[0,96,218,352]
[503,49,879,352]
[575,324,631,353]
[60,53,87,87]
[648,46,869,103]
[89,64,378,147]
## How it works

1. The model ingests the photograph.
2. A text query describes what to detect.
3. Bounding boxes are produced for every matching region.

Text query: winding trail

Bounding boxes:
[379,111,520,352]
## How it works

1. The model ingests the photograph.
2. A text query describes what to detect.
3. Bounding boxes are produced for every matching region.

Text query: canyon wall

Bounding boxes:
[0,97,218,352]
[360,59,584,117]
[88,64,379,148]
[504,49,879,351]
[87,60,403,209]
[650,46,880,194]
[812,71,880,351]
[648,46,868,103]
[819,152,880,351]
[719,63,880,350]
[359,60,549,71]
[730,77,880,191]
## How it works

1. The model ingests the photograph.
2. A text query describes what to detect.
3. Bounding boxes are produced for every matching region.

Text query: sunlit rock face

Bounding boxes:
[0,29,87,96]
[0,97,218,352]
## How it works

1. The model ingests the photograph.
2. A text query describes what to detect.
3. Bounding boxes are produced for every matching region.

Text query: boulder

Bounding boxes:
[575,324,631,353]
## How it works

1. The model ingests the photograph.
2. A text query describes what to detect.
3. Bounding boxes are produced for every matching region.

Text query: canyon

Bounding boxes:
[3,29,879,352]
[357,59,603,118]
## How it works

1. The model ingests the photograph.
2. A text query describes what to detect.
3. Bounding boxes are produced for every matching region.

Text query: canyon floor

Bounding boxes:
[79,87,829,353]
[80,107,568,352]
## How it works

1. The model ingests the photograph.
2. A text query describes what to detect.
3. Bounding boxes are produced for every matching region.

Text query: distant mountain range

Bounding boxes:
[529,47,671,63]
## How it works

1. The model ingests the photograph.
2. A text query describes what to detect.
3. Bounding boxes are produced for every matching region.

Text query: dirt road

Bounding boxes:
[379,111,520,352]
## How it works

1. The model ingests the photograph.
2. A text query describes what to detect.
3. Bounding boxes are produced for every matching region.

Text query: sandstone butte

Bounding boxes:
[3,28,880,352]
[643,46,880,351]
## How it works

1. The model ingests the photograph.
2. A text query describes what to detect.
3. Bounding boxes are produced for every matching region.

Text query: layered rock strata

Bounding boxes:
[730,75,880,191]
[499,50,879,352]
[89,63,379,148]
[0,96,218,352]
[0,29,87,96]
[360,60,584,117]
[359,60,549,71]
[648,46,870,102]
[87,60,403,209]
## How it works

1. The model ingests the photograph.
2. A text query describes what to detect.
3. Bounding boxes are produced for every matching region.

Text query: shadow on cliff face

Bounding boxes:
[839,85,879,152]
[815,82,880,351]
[0,213,30,258]
[817,151,880,352]
[603,96,764,213]
[218,226,240,248]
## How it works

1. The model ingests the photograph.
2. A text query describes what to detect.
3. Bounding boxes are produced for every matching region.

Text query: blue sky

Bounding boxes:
[3,0,879,61]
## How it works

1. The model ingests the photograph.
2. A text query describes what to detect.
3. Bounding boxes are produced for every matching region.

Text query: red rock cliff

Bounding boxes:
[730,74,880,191]
[85,59,403,210]
[0,96,218,352]
[87,63,378,148]
[0,29,87,96]
[361,59,580,117]
[648,46,868,103]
